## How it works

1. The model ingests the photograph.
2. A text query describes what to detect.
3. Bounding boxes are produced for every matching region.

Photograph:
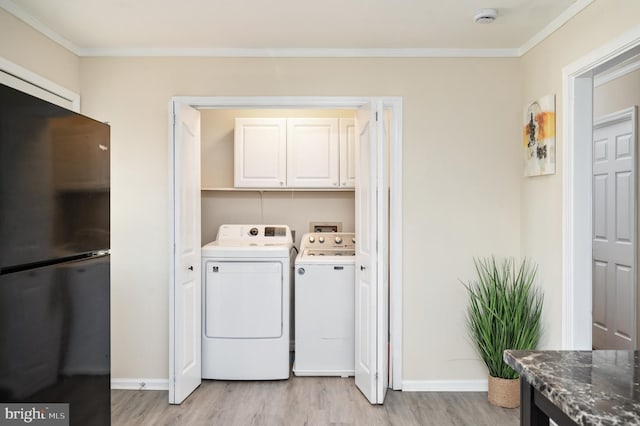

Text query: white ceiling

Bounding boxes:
[2,0,590,56]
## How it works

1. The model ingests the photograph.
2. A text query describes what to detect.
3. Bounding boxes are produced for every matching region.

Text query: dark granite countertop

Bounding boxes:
[504,350,640,425]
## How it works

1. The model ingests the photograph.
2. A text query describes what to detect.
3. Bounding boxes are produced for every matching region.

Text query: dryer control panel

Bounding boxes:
[264,226,287,237]
[216,224,292,243]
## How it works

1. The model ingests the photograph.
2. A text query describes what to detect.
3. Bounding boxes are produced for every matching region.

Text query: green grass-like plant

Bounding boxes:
[463,257,544,379]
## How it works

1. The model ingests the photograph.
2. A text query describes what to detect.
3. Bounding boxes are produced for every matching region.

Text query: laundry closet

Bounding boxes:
[170,97,397,405]
[199,108,357,374]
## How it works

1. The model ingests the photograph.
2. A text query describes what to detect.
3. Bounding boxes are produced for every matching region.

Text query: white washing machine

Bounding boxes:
[294,232,356,377]
[201,224,294,380]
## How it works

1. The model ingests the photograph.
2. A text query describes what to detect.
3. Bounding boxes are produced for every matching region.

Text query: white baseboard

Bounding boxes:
[111,378,487,392]
[111,378,169,391]
[402,379,488,392]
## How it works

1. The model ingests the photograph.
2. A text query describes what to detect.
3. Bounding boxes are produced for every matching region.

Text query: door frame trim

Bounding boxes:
[562,25,640,349]
[168,101,177,403]
[169,95,403,390]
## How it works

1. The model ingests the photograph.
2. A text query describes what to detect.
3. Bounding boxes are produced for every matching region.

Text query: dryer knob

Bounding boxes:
[318,236,325,243]
[249,227,259,236]
[309,236,315,243]
[335,236,343,244]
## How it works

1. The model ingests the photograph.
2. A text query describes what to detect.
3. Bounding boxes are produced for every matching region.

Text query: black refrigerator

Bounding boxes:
[0,83,110,425]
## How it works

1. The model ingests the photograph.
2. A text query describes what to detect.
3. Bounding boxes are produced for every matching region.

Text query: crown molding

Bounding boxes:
[518,0,594,56]
[77,47,519,58]
[0,0,80,55]
[2,0,591,59]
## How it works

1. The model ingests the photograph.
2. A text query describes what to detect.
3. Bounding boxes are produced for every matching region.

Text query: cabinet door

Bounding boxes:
[234,118,287,188]
[339,118,356,188]
[287,118,339,188]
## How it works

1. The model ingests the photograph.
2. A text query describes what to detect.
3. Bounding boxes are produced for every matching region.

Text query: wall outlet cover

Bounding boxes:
[309,221,342,232]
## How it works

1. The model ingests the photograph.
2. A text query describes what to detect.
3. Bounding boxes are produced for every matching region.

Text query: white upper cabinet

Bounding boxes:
[339,118,356,188]
[287,118,339,188]
[234,118,287,188]
[234,117,354,189]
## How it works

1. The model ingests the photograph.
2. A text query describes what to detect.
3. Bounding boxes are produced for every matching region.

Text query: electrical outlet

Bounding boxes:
[309,222,342,232]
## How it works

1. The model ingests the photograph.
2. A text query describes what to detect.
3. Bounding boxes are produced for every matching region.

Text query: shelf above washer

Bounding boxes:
[201,187,354,192]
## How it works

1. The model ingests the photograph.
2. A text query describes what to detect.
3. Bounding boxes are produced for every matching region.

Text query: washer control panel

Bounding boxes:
[300,232,355,251]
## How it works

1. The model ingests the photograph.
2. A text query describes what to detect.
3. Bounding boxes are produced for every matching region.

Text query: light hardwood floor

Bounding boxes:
[112,376,519,425]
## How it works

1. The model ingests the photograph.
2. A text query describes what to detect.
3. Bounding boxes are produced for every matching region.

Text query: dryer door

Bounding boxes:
[204,261,283,338]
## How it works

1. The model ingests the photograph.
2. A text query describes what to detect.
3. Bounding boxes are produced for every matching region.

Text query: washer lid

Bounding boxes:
[304,249,355,257]
[296,248,356,264]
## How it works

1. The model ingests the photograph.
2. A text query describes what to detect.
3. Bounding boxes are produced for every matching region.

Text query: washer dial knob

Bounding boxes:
[318,236,325,243]
[309,236,315,243]
[335,236,343,244]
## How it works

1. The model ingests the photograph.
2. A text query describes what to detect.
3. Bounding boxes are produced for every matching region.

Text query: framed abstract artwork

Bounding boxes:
[523,94,556,177]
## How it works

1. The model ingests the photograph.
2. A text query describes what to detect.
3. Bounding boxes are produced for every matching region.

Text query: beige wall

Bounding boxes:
[0,9,80,93]
[13,0,638,384]
[520,0,640,350]
[76,56,522,381]
[202,191,355,248]
[594,69,640,118]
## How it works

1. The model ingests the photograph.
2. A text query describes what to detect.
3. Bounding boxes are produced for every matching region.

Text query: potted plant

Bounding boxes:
[463,257,543,408]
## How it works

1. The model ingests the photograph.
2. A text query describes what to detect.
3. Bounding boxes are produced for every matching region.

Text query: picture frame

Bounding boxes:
[523,94,556,177]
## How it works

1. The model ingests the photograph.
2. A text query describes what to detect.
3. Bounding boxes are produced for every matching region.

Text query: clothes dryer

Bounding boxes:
[201,224,293,380]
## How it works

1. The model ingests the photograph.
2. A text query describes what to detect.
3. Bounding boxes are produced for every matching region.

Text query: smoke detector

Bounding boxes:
[474,8,497,24]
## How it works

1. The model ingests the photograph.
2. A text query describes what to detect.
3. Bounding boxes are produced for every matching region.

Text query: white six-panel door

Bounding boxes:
[169,102,202,403]
[592,107,637,350]
[355,101,388,404]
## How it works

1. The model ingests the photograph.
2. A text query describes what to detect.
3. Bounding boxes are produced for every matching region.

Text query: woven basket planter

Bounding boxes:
[487,376,520,408]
